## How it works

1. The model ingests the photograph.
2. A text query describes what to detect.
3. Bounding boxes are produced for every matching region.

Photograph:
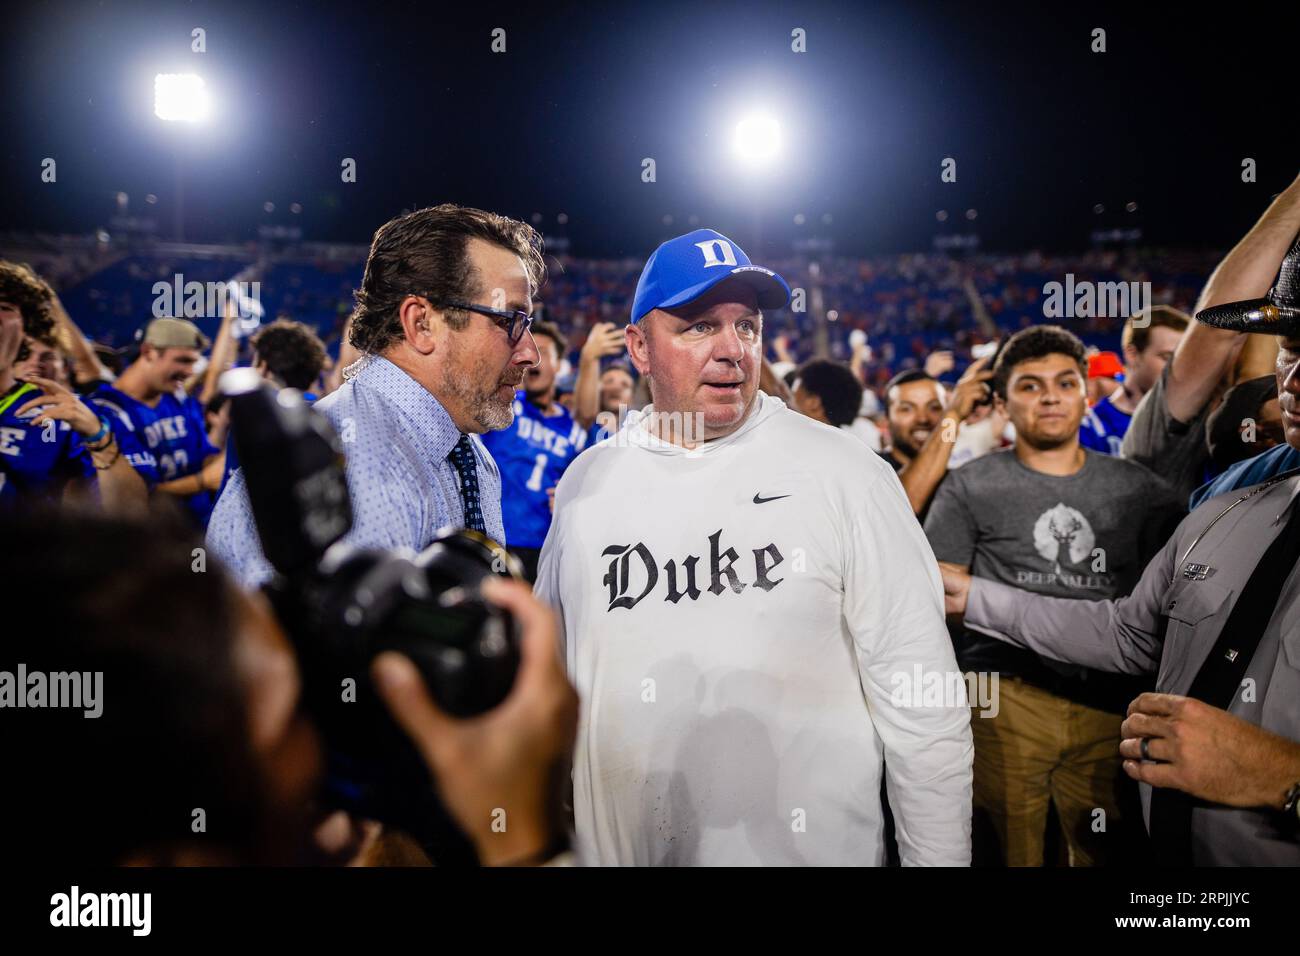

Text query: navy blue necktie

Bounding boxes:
[448,434,487,534]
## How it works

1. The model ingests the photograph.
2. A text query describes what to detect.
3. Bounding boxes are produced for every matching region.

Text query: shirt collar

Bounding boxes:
[355,355,463,461]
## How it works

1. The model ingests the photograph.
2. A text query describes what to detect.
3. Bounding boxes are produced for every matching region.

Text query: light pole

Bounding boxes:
[154,73,210,241]
[732,112,782,258]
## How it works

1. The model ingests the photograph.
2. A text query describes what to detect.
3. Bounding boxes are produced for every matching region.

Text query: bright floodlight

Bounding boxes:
[154,74,210,122]
[733,113,782,169]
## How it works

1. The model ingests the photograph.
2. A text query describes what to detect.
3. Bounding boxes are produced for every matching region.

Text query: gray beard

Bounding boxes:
[437,364,516,432]
[478,394,516,431]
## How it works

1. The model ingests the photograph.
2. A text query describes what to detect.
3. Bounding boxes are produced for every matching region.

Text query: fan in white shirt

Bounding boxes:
[535,229,972,865]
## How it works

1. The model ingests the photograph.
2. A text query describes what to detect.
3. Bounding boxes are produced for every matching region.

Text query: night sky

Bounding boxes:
[4,0,1296,257]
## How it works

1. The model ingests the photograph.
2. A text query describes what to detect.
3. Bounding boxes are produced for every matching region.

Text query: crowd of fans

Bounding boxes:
[4,173,1300,867]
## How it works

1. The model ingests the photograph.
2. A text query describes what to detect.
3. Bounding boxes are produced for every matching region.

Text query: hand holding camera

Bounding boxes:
[373,576,578,865]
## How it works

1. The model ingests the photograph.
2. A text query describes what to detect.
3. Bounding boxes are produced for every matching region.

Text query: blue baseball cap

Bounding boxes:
[630,228,791,324]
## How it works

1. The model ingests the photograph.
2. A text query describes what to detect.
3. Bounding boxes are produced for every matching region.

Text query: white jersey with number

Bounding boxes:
[535,392,972,866]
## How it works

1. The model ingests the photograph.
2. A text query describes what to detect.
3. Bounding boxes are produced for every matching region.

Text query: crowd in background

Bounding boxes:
[4,173,1300,867]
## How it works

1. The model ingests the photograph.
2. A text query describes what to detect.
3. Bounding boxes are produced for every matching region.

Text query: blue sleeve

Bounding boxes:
[1078,409,1111,454]
[65,430,95,481]
[1188,444,1300,510]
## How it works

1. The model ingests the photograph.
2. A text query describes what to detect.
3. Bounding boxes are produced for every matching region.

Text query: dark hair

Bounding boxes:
[530,318,567,357]
[0,510,269,865]
[94,343,125,377]
[0,260,56,363]
[602,360,634,380]
[992,325,1087,398]
[1123,305,1190,354]
[797,359,863,428]
[251,319,329,390]
[350,204,546,354]
[883,369,937,411]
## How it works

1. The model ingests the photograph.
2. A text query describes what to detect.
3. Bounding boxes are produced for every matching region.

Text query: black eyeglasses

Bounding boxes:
[414,295,535,344]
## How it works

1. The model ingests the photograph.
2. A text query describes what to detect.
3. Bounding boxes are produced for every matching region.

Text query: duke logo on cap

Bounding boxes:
[630,228,791,324]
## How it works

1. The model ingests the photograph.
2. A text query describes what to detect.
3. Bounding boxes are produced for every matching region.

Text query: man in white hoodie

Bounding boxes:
[535,229,972,865]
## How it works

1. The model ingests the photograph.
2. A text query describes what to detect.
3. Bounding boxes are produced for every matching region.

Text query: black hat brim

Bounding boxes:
[1196,298,1300,335]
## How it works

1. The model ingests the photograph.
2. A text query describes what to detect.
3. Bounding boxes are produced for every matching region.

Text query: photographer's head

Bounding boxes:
[2,511,322,865]
[993,325,1088,451]
[350,204,546,434]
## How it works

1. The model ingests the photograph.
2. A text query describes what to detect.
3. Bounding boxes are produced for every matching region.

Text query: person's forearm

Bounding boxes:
[157,453,223,497]
[1197,175,1300,316]
[897,412,959,514]
[850,350,867,384]
[52,295,112,384]
[95,456,148,514]
[1170,176,1300,421]
[156,473,204,496]
[199,300,240,406]
[573,355,601,429]
[966,577,1160,675]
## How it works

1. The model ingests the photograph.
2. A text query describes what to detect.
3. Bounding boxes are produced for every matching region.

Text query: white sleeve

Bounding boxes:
[842,466,973,866]
[533,483,569,670]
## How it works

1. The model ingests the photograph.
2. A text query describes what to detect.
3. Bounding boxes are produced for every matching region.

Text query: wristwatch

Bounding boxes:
[1283,782,1300,821]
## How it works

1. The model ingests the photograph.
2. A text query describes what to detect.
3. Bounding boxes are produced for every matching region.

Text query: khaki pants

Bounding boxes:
[971,676,1128,867]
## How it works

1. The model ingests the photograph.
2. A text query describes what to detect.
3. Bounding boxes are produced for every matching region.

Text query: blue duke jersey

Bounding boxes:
[90,384,219,526]
[481,393,588,549]
[0,380,94,506]
[1079,390,1132,456]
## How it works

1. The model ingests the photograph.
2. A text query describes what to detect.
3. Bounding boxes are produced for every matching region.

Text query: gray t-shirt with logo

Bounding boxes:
[924,447,1185,711]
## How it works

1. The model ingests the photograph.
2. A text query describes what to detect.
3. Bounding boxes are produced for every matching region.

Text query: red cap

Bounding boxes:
[1087,351,1124,380]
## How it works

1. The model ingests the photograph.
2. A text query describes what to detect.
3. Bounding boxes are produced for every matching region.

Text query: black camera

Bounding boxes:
[221,369,522,860]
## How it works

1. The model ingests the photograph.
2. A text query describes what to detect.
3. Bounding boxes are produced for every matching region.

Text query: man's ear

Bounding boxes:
[625,318,651,377]
[397,296,439,355]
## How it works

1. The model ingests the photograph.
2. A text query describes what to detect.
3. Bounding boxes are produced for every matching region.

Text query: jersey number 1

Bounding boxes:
[526,453,547,492]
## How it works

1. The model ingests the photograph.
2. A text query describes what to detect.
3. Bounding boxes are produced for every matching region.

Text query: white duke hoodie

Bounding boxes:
[535,392,972,866]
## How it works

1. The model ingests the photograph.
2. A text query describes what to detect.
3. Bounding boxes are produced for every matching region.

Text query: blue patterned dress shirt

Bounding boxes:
[206,355,505,589]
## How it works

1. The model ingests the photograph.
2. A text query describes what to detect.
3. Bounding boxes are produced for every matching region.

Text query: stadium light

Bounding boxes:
[732,112,782,170]
[154,74,210,122]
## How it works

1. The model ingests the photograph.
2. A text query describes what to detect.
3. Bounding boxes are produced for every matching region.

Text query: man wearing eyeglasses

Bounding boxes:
[207,204,544,589]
